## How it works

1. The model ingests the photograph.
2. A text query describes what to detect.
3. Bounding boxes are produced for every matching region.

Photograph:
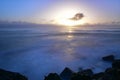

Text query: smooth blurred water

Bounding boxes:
[0,24,120,80]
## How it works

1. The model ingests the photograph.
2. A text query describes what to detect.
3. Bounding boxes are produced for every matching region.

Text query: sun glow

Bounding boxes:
[57,19,85,26]
[54,9,85,26]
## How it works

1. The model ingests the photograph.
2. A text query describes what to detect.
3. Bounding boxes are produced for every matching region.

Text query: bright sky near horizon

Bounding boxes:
[0,0,120,25]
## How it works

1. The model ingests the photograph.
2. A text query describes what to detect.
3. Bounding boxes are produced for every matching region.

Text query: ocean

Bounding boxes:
[0,24,120,80]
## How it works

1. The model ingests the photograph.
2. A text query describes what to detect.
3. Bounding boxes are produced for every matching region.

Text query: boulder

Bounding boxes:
[78,69,93,77]
[44,73,61,80]
[102,55,115,62]
[0,69,28,80]
[92,72,104,80]
[102,67,120,80]
[112,59,120,69]
[60,67,73,80]
[71,73,92,80]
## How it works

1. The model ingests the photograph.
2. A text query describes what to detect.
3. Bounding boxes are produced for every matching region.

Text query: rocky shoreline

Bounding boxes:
[0,55,120,80]
[45,55,120,80]
[0,69,27,80]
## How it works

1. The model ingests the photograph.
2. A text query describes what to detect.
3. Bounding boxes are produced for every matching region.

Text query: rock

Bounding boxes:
[112,59,120,69]
[71,69,93,80]
[44,73,61,80]
[0,69,28,80]
[102,55,115,62]
[92,72,104,80]
[102,67,120,80]
[71,73,92,80]
[60,67,73,80]
[78,69,93,77]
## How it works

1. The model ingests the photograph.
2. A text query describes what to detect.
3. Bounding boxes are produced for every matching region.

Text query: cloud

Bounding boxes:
[69,13,84,20]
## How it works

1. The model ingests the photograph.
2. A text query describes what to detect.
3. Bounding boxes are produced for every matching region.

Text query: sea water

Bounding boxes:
[0,24,120,80]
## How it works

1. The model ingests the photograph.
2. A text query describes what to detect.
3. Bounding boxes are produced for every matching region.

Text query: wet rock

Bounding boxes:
[78,69,93,77]
[60,67,73,80]
[0,69,28,80]
[112,59,120,69]
[92,72,104,80]
[102,55,115,62]
[71,73,92,80]
[102,67,120,80]
[44,73,61,80]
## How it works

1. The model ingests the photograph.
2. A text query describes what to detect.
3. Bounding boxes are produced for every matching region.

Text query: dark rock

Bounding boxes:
[0,69,28,80]
[78,69,93,77]
[102,55,115,62]
[44,73,61,80]
[92,68,120,80]
[92,72,104,80]
[60,67,73,80]
[112,59,120,69]
[71,73,92,80]
[102,67,120,80]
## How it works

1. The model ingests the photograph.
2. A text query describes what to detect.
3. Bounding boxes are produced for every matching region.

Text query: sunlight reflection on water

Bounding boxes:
[67,26,74,40]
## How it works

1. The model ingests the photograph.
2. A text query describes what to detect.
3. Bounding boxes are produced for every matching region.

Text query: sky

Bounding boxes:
[0,0,120,24]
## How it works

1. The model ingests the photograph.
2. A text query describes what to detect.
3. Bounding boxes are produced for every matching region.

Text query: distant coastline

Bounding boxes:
[0,20,120,28]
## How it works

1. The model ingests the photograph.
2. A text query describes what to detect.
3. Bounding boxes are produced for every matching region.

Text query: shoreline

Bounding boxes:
[0,54,120,80]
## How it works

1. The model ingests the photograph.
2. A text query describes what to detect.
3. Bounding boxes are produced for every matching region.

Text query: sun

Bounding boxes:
[57,19,85,26]
[54,9,85,26]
